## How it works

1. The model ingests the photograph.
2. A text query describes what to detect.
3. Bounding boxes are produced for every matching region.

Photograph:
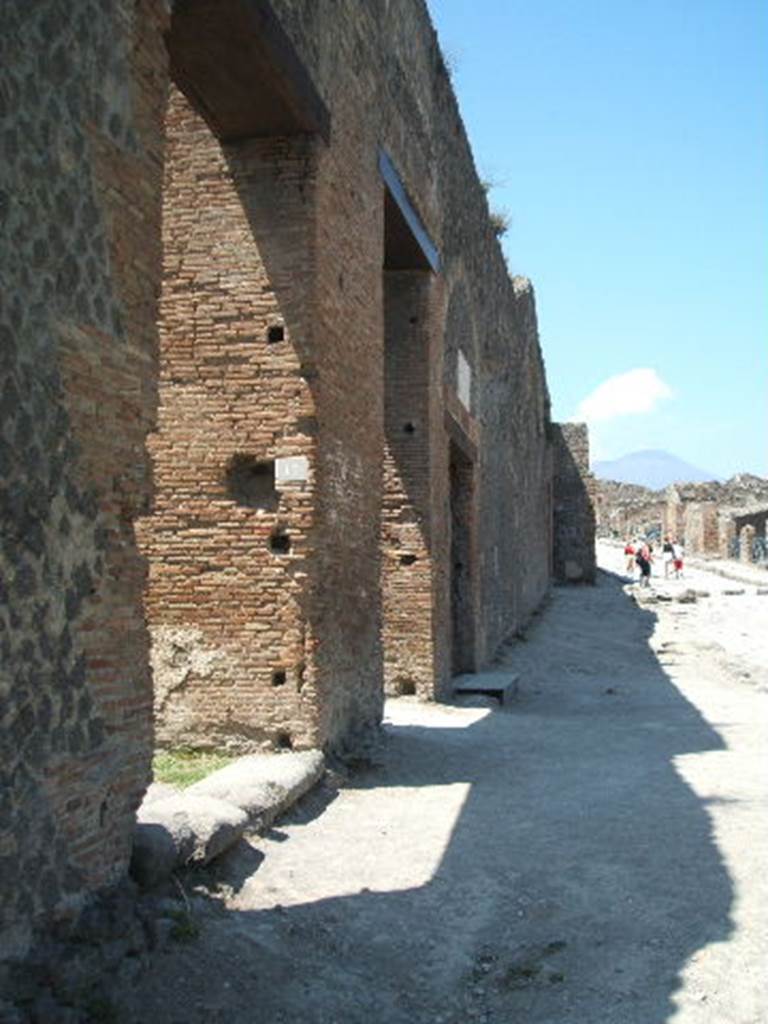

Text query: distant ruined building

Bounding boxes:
[1,0,595,970]
[596,474,768,565]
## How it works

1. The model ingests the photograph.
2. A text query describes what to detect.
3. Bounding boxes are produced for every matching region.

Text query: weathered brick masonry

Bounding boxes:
[1,0,168,956]
[1,0,590,963]
[261,0,558,681]
[137,96,327,754]
[141,0,558,740]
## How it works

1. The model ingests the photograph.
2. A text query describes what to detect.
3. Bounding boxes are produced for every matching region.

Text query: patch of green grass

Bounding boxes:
[153,749,236,788]
[168,908,200,943]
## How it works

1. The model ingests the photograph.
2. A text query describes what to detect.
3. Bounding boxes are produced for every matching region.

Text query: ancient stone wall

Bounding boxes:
[551,423,596,582]
[473,277,553,661]
[141,0,555,735]
[3,0,558,962]
[1,0,168,957]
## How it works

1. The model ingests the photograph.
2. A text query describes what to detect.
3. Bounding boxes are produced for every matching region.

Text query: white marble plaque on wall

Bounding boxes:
[457,350,472,411]
[275,456,310,485]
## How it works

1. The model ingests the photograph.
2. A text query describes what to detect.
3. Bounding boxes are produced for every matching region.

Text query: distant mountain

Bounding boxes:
[592,450,720,490]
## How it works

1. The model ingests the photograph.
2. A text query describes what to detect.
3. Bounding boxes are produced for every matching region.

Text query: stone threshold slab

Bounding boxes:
[453,670,520,704]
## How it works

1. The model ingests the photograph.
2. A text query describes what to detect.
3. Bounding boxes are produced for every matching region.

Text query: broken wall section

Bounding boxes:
[551,423,597,583]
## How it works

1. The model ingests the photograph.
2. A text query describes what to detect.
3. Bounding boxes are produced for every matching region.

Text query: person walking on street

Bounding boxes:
[624,539,636,576]
[672,540,684,578]
[636,540,653,587]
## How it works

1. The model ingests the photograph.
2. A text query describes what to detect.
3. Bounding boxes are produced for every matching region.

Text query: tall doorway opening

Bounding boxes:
[450,440,476,675]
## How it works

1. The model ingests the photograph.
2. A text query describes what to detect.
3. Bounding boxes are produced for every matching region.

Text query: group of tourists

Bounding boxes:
[623,535,684,587]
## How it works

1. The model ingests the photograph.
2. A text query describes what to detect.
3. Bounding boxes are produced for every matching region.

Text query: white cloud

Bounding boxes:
[574,368,673,423]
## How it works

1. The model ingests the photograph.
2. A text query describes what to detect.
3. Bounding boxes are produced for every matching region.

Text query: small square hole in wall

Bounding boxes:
[400,553,417,566]
[272,669,287,687]
[397,679,416,696]
[403,422,416,434]
[226,456,277,510]
[270,528,291,555]
[267,324,285,343]
[275,731,293,750]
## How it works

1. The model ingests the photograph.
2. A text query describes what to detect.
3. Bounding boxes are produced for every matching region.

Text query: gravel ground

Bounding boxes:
[115,543,767,1023]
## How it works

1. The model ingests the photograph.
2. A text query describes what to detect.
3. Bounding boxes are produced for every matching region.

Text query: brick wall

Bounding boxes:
[137,90,324,753]
[1,0,167,956]
[382,272,442,696]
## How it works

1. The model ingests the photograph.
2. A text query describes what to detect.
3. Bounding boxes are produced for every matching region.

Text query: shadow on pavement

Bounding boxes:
[123,569,732,1024]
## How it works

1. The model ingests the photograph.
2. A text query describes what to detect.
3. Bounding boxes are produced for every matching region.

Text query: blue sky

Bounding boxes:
[428,0,767,478]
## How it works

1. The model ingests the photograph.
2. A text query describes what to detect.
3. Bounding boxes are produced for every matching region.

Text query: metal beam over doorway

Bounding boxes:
[379,148,441,272]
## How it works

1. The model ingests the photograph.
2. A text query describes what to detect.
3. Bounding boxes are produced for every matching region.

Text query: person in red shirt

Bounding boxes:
[624,539,636,575]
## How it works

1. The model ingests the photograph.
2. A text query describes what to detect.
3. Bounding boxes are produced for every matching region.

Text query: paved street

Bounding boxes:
[118,544,768,1023]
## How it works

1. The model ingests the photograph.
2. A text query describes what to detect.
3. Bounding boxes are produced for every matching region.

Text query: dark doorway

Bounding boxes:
[450,440,475,674]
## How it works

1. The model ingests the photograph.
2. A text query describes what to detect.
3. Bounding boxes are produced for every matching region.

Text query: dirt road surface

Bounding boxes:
[117,544,767,1023]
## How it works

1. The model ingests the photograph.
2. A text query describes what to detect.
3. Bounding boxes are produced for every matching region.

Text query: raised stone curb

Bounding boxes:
[132,794,248,888]
[142,781,181,805]
[131,750,325,887]
[188,749,325,829]
[685,556,768,589]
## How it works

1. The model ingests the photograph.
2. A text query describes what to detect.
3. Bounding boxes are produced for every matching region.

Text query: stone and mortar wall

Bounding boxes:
[1,0,167,957]
[474,277,553,656]
[551,423,597,582]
